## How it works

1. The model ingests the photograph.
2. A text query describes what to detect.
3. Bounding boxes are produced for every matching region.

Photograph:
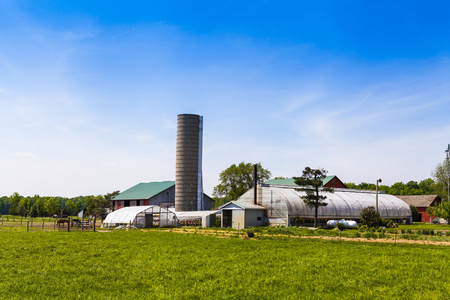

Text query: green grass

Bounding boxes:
[398,222,450,230]
[1,230,450,299]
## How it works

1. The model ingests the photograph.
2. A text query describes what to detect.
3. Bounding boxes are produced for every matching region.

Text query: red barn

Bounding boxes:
[396,195,441,223]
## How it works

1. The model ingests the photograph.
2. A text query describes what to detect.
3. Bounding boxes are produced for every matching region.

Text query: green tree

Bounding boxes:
[9,192,22,215]
[213,162,271,201]
[104,191,120,209]
[19,197,35,217]
[85,195,110,219]
[410,205,421,222]
[432,160,450,201]
[293,167,334,228]
[427,201,450,224]
[64,199,75,216]
[45,197,60,217]
[33,195,45,217]
[0,196,10,215]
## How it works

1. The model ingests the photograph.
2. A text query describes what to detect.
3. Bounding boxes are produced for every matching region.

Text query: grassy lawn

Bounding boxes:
[398,222,450,230]
[1,230,450,299]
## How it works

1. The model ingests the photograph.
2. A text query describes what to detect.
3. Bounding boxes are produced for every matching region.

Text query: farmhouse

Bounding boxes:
[112,181,214,211]
[396,195,441,223]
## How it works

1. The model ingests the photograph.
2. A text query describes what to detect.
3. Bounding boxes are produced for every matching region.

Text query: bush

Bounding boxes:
[337,223,347,231]
[360,206,381,228]
[359,225,367,232]
[247,231,255,238]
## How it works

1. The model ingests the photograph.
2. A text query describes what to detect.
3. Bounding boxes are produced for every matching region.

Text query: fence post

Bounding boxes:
[27,221,29,232]
[54,220,56,230]
[68,217,71,232]
[93,216,96,232]
[42,219,45,229]
[31,219,33,228]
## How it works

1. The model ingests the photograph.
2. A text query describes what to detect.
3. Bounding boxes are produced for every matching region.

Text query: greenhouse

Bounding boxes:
[102,205,178,228]
[235,185,412,227]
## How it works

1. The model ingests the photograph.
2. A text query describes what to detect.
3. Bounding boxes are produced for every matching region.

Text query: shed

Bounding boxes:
[218,201,265,229]
[396,195,441,223]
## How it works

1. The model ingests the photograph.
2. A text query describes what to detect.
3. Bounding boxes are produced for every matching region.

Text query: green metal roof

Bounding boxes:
[113,181,175,201]
[265,176,336,187]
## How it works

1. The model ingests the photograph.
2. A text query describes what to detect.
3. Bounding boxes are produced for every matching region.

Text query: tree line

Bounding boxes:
[0,191,119,218]
[345,178,438,196]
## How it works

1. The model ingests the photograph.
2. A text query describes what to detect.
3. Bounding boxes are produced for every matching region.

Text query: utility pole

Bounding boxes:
[376,179,382,213]
[446,144,450,201]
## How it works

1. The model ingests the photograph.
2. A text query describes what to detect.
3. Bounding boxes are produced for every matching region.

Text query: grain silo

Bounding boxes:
[175,114,203,211]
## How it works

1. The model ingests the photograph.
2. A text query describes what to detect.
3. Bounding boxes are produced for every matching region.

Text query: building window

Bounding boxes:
[257,217,262,221]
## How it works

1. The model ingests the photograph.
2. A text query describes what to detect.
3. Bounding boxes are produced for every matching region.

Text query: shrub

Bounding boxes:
[359,225,367,232]
[337,223,347,231]
[360,206,381,228]
[247,231,255,238]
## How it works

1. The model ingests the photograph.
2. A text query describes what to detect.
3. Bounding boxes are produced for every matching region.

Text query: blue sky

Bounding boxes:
[1,1,450,197]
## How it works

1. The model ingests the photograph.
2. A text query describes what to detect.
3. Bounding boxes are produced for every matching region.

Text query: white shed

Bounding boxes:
[218,201,265,229]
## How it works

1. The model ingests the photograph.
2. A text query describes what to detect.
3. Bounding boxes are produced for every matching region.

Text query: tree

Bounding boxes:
[104,191,120,210]
[85,195,110,219]
[64,199,75,216]
[293,167,334,228]
[9,192,22,215]
[427,201,450,224]
[410,205,421,222]
[45,197,60,217]
[33,195,45,217]
[213,162,271,201]
[360,206,381,228]
[432,160,450,201]
[19,197,33,217]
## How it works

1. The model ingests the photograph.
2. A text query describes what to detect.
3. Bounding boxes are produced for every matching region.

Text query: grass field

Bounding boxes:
[1,230,450,299]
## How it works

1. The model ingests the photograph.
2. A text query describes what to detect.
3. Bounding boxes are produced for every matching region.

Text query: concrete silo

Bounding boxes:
[175,114,203,211]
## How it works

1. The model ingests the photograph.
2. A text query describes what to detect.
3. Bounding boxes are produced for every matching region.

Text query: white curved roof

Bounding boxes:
[103,205,172,224]
[238,186,411,219]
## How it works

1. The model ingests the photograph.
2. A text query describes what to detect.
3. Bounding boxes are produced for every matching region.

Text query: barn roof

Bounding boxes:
[396,195,441,208]
[112,181,175,201]
[217,201,265,210]
[265,176,343,187]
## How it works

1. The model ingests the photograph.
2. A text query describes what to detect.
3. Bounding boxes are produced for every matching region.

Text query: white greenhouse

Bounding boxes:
[233,185,412,227]
[102,205,178,228]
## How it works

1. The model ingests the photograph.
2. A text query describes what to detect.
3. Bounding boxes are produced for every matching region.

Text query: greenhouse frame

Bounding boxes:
[102,205,178,228]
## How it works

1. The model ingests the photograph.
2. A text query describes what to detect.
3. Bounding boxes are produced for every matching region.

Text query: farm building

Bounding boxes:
[218,201,265,229]
[396,195,441,223]
[111,181,214,211]
[265,176,347,189]
[219,184,412,228]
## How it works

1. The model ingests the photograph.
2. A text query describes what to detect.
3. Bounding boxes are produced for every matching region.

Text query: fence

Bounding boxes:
[0,216,102,232]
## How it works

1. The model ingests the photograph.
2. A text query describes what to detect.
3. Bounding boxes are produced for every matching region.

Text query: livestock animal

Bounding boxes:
[57,219,68,227]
